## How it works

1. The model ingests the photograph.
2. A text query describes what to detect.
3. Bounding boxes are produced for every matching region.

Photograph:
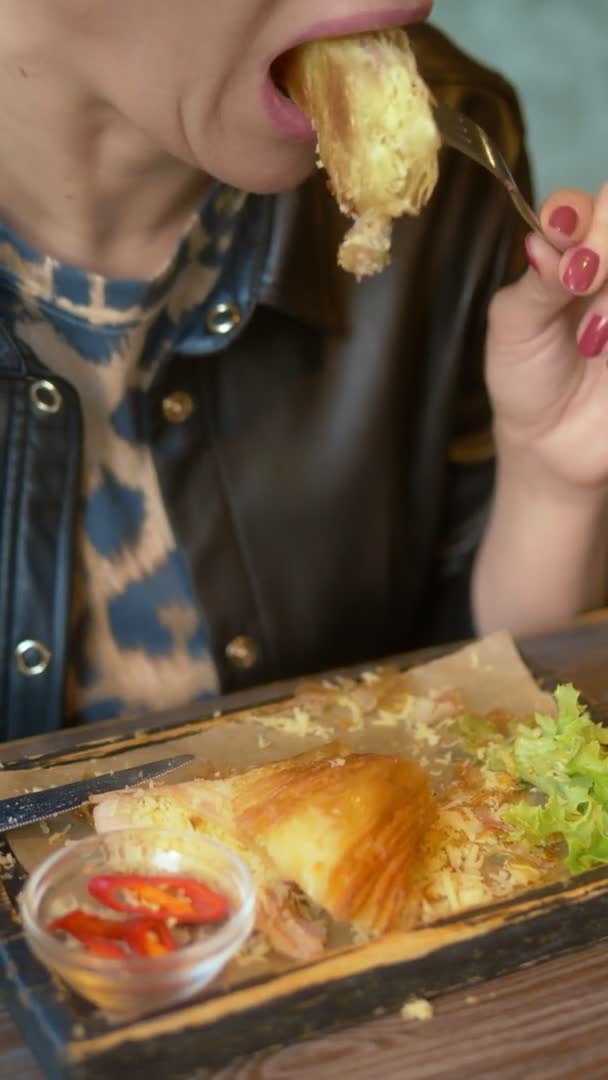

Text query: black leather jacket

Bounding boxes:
[0,26,532,740]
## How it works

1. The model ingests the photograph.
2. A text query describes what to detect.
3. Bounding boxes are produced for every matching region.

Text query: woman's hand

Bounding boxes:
[473,183,608,636]
[486,181,608,492]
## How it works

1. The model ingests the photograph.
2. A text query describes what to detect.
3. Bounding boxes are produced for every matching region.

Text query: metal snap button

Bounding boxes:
[225,635,258,670]
[162,391,194,424]
[206,301,242,336]
[30,379,63,415]
[14,639,52,676]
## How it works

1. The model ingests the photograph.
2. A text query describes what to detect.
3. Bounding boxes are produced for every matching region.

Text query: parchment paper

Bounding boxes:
[1,631,553,878]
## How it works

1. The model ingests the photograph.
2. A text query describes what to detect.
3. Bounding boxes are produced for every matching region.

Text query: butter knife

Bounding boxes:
[0,753,194,832]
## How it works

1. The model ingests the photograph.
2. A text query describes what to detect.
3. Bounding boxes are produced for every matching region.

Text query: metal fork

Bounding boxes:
[433,102,544,238]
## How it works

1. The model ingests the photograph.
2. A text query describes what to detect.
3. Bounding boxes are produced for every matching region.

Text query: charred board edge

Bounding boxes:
[2,872,608,1079]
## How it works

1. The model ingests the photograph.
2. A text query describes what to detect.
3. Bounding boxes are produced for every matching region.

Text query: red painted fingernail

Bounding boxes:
[548,205,579,236]
[525,233,540,273]
[562,248,600,293]
[578,314,608,358]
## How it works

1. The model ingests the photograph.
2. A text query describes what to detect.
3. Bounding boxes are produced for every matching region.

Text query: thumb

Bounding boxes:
[488,232,573,346]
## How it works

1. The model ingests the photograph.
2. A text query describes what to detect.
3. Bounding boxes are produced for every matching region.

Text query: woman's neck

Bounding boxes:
[0,41,209,279]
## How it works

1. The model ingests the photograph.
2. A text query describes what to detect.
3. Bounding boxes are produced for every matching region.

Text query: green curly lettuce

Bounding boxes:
[456,684,608,874]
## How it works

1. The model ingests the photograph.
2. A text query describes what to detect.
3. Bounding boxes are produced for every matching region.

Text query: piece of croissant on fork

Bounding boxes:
[282,28,441,279]
[93,744,437,959]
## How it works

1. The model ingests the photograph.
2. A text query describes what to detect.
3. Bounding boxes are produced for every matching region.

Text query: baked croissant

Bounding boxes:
[93,744,436,954]
[284,28,441,279]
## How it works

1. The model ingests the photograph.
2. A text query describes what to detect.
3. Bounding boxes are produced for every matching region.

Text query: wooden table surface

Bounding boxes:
[3,611,608,1080]
[2,943,608,1080]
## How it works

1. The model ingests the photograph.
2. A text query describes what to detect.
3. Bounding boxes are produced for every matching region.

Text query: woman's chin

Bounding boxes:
[207,143,318,196]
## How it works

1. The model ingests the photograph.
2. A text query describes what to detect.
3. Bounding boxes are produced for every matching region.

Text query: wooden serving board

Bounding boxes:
[2,624,608,1080]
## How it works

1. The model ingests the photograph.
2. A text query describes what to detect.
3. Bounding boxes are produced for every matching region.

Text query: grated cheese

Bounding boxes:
[372,712,401,728]
[253,706,332,740]
[409,718,440,747]
[361,670,381,685]
[234,933,271,967]
[48,824,73,846]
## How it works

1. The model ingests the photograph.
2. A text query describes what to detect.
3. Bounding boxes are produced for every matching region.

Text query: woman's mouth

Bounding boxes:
[263,67,316,142]
[262,3,433,140]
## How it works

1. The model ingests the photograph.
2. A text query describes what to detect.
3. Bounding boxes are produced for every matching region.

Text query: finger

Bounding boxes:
[559,181,608,297]
[578,292,608,359]
[524,231,563,295]
[488,232,573,344]
[540,188,595,253]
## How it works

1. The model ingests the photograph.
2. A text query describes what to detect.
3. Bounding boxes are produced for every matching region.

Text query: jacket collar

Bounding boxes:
[257,177,349,337]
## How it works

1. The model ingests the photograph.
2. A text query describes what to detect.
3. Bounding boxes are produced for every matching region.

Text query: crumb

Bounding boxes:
[465,994,479,1005]
[257,734,272,750]
[234,933,271,966]
[48,824,73,845]
[400,997,434,1022]
[351,924,376,947]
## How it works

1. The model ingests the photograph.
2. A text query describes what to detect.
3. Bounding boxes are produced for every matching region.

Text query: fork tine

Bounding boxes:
[505,183,544,236]
[433,103,544,238]
[433,103,507,179]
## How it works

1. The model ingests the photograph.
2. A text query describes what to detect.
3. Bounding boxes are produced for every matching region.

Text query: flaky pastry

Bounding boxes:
[284,28,441,278]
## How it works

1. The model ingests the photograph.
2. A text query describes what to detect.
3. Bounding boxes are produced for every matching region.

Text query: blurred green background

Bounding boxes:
[432,1,607,201]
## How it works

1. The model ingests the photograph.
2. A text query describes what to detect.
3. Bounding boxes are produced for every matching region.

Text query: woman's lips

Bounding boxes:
[287,2,433,47]
[262,2,433,140]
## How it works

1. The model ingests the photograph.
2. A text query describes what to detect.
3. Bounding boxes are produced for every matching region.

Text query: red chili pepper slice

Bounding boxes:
[48,909,127,942]
[122,916,177,957]
[47,910,128,958]
[88,873,229,924]
[47,908,177,958]
[82,938,127,959]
